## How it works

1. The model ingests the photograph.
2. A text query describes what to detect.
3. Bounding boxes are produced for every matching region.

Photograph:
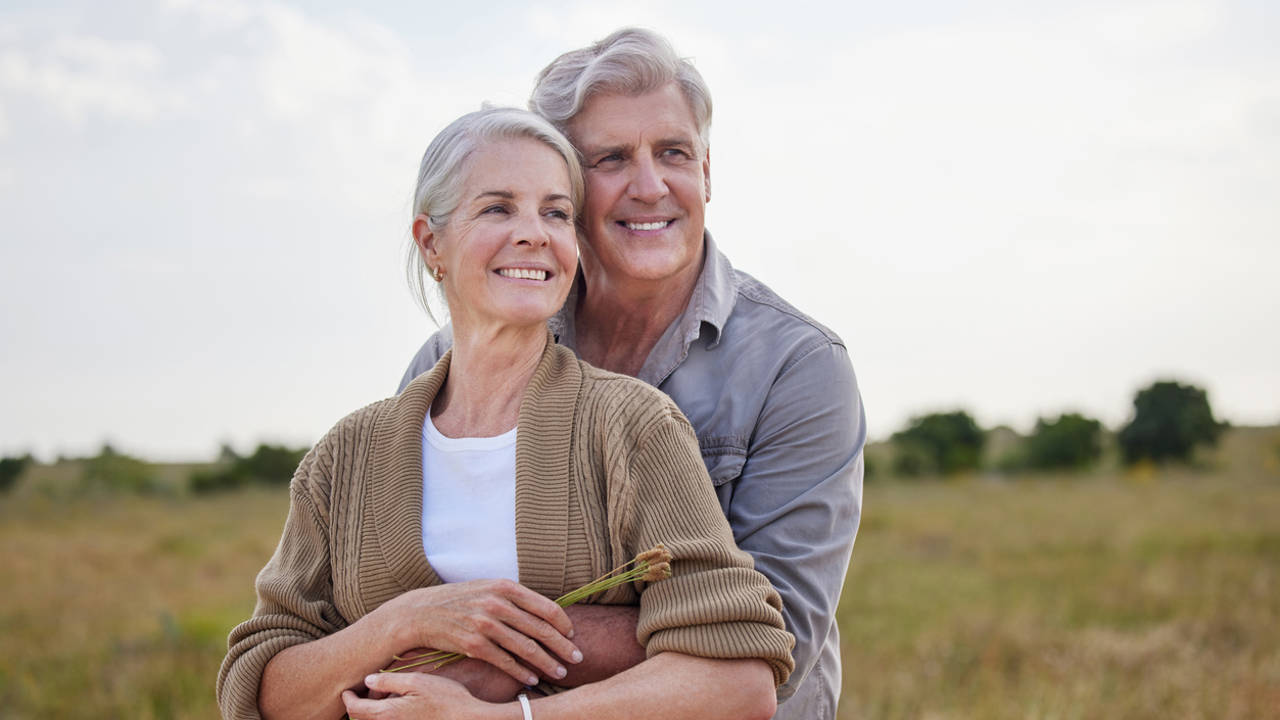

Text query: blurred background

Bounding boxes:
[1,1,1277,718]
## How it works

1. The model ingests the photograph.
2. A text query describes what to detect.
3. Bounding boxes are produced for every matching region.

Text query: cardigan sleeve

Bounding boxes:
[622,406,796,687]
[216,437,348,720]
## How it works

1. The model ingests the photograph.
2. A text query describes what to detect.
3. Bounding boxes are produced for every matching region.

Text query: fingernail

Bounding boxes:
[528,675,539,686]
[568,628,576,639]
[365,674,378,685]
[571,650,583,664]
[555,665,567,679]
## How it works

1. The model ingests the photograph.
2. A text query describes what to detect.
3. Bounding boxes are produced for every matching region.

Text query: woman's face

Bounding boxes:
[421,137,578,334]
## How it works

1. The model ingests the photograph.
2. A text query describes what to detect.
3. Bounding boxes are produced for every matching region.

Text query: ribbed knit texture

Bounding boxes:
[216,336,794,719]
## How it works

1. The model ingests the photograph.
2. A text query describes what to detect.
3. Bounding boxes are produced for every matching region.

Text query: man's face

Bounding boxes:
[567,83,711,291]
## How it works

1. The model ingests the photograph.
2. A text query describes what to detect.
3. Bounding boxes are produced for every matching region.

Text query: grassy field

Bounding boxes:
[2,428,1278,719]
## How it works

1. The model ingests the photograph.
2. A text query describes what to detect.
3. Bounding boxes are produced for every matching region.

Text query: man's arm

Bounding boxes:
[391,604,646,700]
[728,341,865,701]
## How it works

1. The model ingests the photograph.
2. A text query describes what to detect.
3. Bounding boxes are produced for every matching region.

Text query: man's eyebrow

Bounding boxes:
[657,136,696,148]
[579,143,628,158]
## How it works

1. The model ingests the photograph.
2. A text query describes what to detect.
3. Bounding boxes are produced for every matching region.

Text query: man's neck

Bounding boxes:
[574,254,703,378]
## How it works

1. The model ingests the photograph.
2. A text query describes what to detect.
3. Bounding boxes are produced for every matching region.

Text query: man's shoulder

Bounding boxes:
[724,268,847,362]
[399,325,453,392]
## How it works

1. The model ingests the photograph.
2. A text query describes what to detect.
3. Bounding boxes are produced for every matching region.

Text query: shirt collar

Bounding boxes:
[549,230,738,385]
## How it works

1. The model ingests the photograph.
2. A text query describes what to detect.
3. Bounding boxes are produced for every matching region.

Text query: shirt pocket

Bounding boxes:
[698,436,747,487]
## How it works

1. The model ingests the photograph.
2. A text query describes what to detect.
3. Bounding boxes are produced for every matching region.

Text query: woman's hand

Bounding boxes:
[379,579,582,687]
[343,673,497,720]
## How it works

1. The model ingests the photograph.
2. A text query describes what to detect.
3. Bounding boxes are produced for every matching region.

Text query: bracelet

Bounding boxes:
[517,692,533,720]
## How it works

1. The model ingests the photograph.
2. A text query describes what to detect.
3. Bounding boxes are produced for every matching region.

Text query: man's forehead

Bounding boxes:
[567,86,700,147]
[573,121,697,148]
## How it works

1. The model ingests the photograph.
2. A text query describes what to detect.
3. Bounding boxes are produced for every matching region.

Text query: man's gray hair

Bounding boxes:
[406,106,584,319]
[529,27,712,149]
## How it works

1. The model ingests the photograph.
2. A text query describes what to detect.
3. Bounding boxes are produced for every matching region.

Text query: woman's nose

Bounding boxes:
[512,210,550,246]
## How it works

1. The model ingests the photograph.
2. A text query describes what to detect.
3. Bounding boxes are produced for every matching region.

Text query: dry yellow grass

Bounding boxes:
[837,427,1280,719]
[0,475,288,719]
[1,428,1277,718]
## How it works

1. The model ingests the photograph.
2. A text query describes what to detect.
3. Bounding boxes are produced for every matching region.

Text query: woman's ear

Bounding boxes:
[412,214,441,268]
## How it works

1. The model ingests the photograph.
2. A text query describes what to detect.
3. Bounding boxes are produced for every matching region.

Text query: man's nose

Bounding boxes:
[627,155,668,204]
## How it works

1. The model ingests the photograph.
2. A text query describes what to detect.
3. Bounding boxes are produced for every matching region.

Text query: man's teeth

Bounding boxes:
[626,221,670,231]
[498,268,547,281]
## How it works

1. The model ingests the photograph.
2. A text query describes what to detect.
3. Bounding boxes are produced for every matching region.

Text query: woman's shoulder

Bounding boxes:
[292,397,397,499]
[317,397,397,450]
[573,356,692,436]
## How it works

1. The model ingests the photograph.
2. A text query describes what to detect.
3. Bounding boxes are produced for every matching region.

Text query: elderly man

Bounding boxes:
[399,28,865,720]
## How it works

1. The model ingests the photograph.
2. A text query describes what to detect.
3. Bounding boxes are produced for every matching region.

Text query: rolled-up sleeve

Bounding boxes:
[620,408,796,686]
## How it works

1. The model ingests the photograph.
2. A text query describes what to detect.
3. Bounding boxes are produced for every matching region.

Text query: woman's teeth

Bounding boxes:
[498,268,547,281]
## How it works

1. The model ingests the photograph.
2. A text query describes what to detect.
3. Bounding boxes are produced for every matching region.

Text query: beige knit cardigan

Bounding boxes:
[217,337,794,718]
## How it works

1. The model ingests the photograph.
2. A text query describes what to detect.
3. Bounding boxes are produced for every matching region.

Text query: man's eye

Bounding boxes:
[662,148,691,160]
[593,154,623,167]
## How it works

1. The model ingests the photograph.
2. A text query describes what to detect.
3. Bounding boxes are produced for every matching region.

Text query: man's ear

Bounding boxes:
[703,146,712,203]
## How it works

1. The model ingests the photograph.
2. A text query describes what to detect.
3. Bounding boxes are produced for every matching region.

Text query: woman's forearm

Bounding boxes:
[259,608,407,720]
[258,579,581,719]
[352,652,777,720]
[529,653,776,720]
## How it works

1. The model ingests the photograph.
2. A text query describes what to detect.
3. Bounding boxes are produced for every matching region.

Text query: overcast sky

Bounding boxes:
[2,0,1277,461]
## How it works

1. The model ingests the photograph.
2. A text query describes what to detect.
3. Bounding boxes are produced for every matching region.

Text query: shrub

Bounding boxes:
[891,411,985,476]
[190,443,307,493]
[1027,413,1103,470]
[0,454,33,493]
[238,444,307,485]
[1118,381,1225,464]
[82,444,160,494]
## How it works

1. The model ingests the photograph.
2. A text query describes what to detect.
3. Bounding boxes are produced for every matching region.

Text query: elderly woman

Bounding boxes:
[215,107,793,720]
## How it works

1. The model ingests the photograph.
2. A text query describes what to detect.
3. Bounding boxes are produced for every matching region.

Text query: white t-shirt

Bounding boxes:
[420,414,519,583]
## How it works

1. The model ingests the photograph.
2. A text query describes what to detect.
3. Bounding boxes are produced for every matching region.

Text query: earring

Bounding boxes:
[431,266,444,282]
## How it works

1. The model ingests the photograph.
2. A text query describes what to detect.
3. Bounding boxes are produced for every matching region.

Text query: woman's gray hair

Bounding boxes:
[406,106,584,320]
[529,27,712,149]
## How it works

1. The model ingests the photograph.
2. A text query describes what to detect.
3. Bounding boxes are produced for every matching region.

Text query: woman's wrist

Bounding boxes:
[362,592,421,656]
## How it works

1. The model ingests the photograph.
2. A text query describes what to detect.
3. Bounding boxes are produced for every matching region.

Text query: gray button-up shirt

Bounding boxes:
[398,232,866,720]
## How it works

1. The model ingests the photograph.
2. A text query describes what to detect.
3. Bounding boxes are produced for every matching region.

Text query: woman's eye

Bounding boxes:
[482,204,509,215]
[545,208,571,220]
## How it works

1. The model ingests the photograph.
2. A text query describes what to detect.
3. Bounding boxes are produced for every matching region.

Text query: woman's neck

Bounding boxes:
[431,323,546,438]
